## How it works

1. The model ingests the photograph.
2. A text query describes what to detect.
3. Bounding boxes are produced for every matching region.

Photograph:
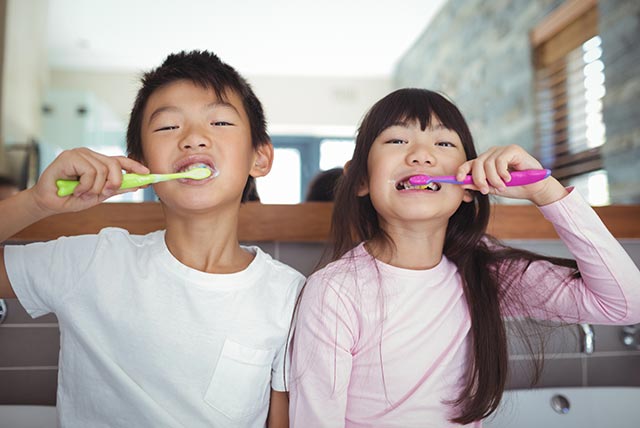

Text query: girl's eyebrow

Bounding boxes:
[385,121,449,131]
[429,122,447,131]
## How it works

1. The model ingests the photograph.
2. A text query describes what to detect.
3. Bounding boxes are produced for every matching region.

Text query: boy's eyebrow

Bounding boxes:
[205,101,240,115]
[147,101,241,124]
[148,106,180,124]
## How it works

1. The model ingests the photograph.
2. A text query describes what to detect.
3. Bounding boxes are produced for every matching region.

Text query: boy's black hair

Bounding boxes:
[126,50,269,201]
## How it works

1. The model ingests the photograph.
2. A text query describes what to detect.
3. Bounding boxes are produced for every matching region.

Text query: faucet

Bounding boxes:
[622,324,640,350]
[579,323,594,354]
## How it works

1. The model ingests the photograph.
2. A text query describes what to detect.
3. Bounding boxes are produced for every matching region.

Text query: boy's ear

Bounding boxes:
[250,141,274,178]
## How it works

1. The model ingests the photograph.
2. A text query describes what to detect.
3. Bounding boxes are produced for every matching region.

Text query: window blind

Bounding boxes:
[532,2,604,182]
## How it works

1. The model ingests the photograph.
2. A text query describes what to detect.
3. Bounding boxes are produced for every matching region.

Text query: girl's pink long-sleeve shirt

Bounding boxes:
[289,190,640,427]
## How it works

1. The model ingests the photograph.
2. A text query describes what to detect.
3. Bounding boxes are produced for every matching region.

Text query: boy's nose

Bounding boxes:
[180,131,210,150]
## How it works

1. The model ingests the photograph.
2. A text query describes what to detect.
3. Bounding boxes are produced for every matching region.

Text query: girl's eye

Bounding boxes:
[212,121,233,126]
[437,141,455,147]
[386,139,408,145]
[154,125,179,132]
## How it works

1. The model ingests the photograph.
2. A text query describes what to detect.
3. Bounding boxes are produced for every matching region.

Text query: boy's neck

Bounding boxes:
[163,206,254,274]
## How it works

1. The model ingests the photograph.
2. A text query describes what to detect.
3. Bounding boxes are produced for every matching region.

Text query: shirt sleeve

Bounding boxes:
[289,271,358,427]
[4,234,101,318]
[503,189,640,324]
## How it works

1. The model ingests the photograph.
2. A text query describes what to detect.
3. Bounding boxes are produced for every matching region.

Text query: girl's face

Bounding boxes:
[359,116,473,228]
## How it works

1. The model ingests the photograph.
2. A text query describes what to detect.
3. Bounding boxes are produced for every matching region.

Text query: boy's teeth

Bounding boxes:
[181,163,212,173]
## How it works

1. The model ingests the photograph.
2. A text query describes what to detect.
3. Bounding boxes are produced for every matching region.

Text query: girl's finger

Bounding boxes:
[456,160,474,182]
[471,158,490,194]
[495,157,511,184]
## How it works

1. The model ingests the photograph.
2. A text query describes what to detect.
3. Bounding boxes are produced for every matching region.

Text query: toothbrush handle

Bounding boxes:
[501,169,551,186]
[56,173,156,197]
[445,169,551,186]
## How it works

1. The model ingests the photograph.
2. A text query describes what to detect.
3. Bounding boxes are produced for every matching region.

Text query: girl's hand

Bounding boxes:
[456,144,568,206]
[29,148,150,216]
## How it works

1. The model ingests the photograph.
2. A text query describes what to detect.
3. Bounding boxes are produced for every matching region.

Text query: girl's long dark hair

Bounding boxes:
[329,88,579,424]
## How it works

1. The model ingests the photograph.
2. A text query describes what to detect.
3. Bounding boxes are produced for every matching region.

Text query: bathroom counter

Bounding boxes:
[8,202,640,242]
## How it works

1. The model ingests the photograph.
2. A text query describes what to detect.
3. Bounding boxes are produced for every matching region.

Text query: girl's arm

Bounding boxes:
[289,274,356,427]
[521,188,640,323]
[461,145,640,323]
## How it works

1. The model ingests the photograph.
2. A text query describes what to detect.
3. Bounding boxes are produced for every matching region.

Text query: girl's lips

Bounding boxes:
[395,174,442,191]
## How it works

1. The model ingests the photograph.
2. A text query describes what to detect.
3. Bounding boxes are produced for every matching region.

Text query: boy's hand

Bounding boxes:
[457,144,568,206]
[31,148,150,216]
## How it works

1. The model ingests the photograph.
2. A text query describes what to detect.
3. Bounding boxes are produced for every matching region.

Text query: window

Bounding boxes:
[532,0,609,205]
[256,135,354,203]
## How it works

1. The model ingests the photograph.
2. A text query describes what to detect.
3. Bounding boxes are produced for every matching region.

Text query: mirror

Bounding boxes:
[2,0,638,204]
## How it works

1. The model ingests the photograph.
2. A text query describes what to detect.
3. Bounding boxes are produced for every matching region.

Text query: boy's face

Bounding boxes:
[140,79,272,212]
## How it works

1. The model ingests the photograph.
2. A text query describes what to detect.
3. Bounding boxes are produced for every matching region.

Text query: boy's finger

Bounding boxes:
[117,156,150,174]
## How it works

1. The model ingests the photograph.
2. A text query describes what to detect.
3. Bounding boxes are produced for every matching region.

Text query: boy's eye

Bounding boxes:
[154,125,179,132]
[212,121,233,126]
[385,139,408,145]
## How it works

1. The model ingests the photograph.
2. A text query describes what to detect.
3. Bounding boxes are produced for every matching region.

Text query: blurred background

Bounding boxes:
[0,0,638,204]
[0,0,639,410]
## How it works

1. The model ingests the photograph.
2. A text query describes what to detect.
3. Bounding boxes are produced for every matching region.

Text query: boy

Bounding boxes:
[0,51,303,427]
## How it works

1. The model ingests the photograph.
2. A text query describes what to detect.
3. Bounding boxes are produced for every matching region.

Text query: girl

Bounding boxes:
[289,88,640,427]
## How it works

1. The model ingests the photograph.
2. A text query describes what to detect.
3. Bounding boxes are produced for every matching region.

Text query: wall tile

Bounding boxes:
[0,369,57,405]
[0,327,60,367]
[507,320,580,356]
[507,357,585,390]
[2,299,58,324]
[593,324,639,353]
[587,355,640,387]
[241,241,277,259]
[276,242,330,277]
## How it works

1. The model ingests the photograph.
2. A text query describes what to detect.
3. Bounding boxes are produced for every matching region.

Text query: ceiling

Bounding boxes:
[46,0,447,77]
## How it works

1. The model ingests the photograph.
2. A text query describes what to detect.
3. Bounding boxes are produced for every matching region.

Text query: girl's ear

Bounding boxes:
[344,160,369,196]
[462,189,474,203]
[250,141,274,178]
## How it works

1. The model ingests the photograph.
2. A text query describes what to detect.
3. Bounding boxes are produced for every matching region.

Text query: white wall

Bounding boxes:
[1,0,48,145]
[50,70,391,137]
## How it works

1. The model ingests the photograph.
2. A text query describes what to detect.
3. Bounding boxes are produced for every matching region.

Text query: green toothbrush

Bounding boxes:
[56,167,214,197]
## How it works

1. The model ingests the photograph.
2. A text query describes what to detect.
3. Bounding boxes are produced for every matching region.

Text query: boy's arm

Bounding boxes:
[267,390,289,428]
[0,148,149,298]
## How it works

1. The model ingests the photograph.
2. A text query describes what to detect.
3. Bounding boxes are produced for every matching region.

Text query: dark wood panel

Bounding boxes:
[7,202,640,242]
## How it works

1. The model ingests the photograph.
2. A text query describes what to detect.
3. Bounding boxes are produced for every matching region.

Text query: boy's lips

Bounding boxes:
[171,155,219,184]
[173,155,217,174]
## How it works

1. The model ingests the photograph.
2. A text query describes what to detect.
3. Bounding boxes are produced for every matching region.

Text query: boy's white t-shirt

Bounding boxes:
[5,228,305,428]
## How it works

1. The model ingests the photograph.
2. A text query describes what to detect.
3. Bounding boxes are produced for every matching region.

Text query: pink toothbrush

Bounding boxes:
[408,169,551,188]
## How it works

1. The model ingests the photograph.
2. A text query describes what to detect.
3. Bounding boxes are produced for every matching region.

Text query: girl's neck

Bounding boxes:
[163,206,253,274]
[368,219,448,270]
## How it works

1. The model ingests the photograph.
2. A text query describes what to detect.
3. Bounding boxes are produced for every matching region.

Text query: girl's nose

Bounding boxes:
[407,146,436,165]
